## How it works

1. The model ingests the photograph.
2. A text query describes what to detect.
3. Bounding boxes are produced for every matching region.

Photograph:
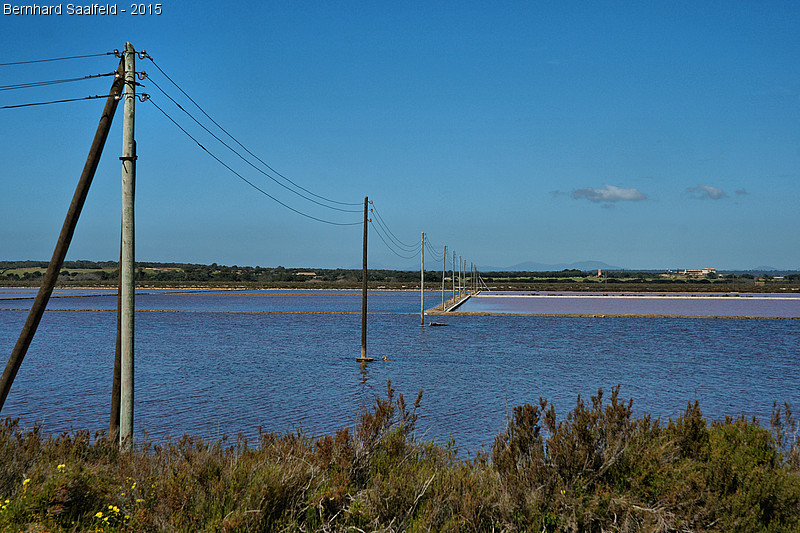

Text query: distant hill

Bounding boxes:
[478,260,623,272]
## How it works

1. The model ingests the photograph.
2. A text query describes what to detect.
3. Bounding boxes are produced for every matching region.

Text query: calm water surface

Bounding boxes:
[1,288,798,453]
[458,291,800,317]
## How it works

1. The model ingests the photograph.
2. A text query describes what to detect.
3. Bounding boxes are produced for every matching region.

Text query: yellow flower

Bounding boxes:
[57,463,66,472]
[95,511,104,518]
[560,489,566,495]
[22,478,30,486]
[136,499,144,503]
[131,481,137,490]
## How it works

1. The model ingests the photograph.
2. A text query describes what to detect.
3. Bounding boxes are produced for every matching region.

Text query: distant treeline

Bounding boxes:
[0,261,432,284]
[2,261,799,285]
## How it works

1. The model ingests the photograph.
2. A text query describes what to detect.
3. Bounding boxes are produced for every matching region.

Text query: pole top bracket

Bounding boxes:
[119,156,138,161]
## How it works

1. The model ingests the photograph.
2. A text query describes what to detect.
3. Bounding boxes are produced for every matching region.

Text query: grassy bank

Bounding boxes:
[2,383,799,532]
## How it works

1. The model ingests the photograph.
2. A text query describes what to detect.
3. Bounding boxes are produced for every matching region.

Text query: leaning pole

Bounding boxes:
[0,56,126,412]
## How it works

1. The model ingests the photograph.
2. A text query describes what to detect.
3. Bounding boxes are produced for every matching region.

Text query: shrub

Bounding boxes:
[1,384,799,532]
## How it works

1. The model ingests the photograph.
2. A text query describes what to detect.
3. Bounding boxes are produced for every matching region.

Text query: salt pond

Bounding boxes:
[1,288,798,453]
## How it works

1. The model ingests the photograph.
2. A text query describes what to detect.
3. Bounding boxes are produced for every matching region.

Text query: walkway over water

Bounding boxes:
[426,290,478,314]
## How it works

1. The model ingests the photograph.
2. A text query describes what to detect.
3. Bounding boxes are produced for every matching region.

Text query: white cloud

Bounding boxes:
[687,184,727,200]
[571,184,647,204]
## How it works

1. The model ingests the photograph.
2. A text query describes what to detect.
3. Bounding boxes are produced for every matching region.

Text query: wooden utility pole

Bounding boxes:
[119,42,136,448]
[441,245,447,310]
[0,57,125,413]
[357,196,372,362]
[420,232,425,326]
[109,237,122,437]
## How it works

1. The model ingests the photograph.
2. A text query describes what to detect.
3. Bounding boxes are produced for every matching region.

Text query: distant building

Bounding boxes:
[683,267,716,278]
[661,267,717,279]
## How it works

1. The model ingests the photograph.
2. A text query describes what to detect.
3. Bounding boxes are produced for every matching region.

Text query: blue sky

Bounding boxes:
[1,1,798,270]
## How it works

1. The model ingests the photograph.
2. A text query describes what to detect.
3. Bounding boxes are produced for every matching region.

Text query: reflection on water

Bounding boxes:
[1,289,799,453]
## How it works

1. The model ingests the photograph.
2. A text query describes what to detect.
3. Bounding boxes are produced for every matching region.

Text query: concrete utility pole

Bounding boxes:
[357,196,372,362]
[0,57,126,413]
[452,250,456,303]
[472,263,475,293]
[420,232,425,326]
[441,245,447,310]
[119,42,136,448]
[459,256,462,297]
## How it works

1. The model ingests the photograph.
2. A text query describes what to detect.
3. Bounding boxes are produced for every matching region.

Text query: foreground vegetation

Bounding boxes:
[2,383,799,532]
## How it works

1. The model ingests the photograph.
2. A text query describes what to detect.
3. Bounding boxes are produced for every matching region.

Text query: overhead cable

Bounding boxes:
[0,51,117,67]
[370,204,420,249]
[144,73,359,214]
[143,53,361,208]
[0,71,117,91]
[369,220,421,259]
[0,94,108,110]
[148,98,361,227]
[424,240,444,261]
[370,207,419,251]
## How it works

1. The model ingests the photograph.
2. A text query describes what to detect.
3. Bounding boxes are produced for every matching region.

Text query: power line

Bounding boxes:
[424,239,444,261]
[143,53,361,208]
[370,204,420,249]
[0,71,117,91]
[0,94,108,110]
[369,220,421,259]
[370,207,419,252]
[0,51,117,67]
[148,98,361,227]
[144,73,360,214]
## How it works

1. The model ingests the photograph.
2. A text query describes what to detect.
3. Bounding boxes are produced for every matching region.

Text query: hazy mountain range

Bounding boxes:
[477,261,623,272]
[365,259,795,272]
